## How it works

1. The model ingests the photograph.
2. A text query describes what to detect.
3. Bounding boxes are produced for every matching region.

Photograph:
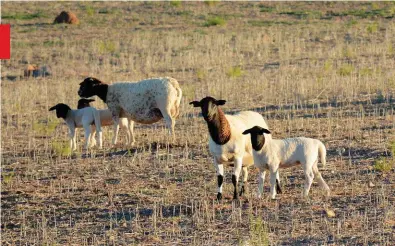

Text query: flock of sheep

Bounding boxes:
[49,76,330,200]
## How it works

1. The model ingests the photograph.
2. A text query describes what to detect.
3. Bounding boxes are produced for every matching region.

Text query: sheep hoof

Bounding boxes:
[216,193,222,201]
[233,193,239,200]
[239,185,248,197]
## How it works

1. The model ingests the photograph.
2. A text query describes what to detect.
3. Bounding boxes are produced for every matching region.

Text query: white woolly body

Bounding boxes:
[252,135,329,199]
[254,137,327,170]
[209,111,269,167]
[106,77,182,124]
[62,107,103,151]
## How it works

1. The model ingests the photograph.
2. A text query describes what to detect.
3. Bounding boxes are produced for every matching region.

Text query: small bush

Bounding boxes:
[204,16,226,27]
[249,216,269,246]
[338,64,354,76]
[170,1,182,7]
[2,11,47,20]
[97,41,116,54]
[373,157,393,172]
[367,22,379,33]
[204,0,220,7]
[259,5,275,13]
[227,66,244,78]
[33,120,59,135]
[85,6,95,16]
[52,141,72,157]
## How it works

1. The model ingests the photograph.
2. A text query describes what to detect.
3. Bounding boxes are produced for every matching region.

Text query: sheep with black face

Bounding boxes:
[49,103,102,151]
[243,126,330,199]
[190,97,280,200]
[78,77,182,143]
[77,99,135,146]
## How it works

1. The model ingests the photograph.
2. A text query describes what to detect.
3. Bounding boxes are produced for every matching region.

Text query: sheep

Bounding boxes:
[190,96,280,200]
[77,98,135,146]
[78,77,182,143]
[49,103,103,151]
[242,126,330,199]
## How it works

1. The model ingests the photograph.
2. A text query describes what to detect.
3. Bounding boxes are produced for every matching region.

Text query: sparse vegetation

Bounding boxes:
[1,1,394,245]
[204,16,226,26]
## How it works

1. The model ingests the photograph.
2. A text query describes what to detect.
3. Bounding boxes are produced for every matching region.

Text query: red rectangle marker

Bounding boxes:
[0,24,11,59]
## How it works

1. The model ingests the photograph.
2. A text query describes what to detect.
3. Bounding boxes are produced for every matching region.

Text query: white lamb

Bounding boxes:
[190,97,281,200]
[78,77,182,143]
[242,126,330,199]
[77,99,135,146]
[49,103,103,151]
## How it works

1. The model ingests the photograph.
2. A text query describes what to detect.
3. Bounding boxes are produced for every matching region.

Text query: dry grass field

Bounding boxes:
[1,1,394,245]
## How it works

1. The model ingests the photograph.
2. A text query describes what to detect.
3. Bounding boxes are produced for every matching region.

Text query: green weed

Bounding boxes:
[259,5,275,13]
[2,171,15,185]
[227,66,244,78]
[248,20,292,27]
[204,0,220,7]
[2,11,47,20]
[338,64,354,76]
[373,157,393,172]
[248,216,270,246]
[33,120,59,136]
[170,1,182,8]
[366,22,379,33]
[97,41,116,54]
[51,140,71,157]
[204,16,226,27]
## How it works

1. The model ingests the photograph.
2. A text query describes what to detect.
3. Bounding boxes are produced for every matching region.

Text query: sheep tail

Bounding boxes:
[169,78,182,118]
[318,141,326,167]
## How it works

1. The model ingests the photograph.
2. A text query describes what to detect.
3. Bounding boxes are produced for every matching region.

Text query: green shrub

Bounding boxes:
[170,1,182,7]
[338,64,354,76]
[33,120,59,135]
[249,216,269,246]
[52,141,72,157]
[204,16,226,27]
[204,0,220,7]
[227,66,244,78]
[2,11,47,20]
[367,22,379,33]
[373,157,393,172]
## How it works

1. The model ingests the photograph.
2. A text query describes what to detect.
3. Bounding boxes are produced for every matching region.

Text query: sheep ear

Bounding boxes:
[189,101,201,107]
[242,129,251,135]
[216,100,226,106]
[260,128,271,135]
[49,105,57,111]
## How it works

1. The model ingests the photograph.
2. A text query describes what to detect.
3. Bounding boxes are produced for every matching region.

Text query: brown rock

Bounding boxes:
[54,11,79,25]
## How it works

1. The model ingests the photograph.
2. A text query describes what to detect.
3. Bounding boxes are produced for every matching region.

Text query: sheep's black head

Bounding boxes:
[77,98,95,109]
[78,77,103,98]
[189,97,226,121]
[242,126,271,151]
[49,103,71,119]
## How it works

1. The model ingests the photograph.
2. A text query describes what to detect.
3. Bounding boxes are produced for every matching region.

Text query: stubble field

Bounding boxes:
[1,1,394,245]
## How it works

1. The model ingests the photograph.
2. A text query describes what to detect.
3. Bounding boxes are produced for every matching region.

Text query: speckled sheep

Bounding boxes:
[49,103,102,151]
[77,99,135,146]
[190,97,280,200]
[78,77,182,143]
[243,126,330,199]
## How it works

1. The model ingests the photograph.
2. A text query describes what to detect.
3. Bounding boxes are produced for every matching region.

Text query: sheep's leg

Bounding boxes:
[232,157,243,200]
[258,169,266,198]
[269,169,279,199]
[160,106,176,142]
[303,169,314,198]
[214,159,224,200]
[90,125,97,147]
[112,115,120,146]
[275,171,282,194]
[313,163,330,197]
[239,167,249,197]
[129,120,135,145]
[84,126,92,150]
[69,127,76,151]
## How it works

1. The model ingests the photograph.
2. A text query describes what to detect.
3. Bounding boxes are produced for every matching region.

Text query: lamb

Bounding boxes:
[77,99,135,146]
[49,103,103,151]
[242,126,330,199]
[190,97,280,200]
[77,77,182,143]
